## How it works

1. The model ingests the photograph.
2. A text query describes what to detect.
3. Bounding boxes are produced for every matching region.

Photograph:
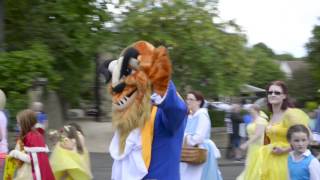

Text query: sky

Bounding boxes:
[218,0,320,58]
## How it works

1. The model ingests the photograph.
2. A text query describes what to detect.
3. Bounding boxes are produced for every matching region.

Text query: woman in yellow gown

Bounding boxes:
[236,104,268,180]
[50,123,93,180]
[259,81,309,180]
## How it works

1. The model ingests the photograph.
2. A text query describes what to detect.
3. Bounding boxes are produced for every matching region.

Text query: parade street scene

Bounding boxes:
[1,0,320,180]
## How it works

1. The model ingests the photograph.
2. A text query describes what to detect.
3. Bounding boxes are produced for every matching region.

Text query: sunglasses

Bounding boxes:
[267,91,282,96]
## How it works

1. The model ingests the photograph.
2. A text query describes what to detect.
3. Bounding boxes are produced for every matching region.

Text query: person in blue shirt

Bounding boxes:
[287,124,320,180]
[32,102,48,135]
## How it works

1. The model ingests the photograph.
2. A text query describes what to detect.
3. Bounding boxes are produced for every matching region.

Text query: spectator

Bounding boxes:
[287,125,320,180]
[224,108,234,159]
[0,89,8,167]
[230,104,243,161]
[32,102,48,135]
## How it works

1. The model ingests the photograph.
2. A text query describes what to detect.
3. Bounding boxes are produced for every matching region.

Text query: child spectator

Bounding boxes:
[287,124,320,180]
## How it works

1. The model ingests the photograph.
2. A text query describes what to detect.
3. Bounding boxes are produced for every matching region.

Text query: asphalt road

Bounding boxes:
[91,153,244,180]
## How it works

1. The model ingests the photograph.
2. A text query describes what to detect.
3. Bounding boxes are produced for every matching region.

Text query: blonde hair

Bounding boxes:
[17,109,37,139]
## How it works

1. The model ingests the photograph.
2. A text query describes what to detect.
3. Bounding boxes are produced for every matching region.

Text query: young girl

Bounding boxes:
[237,104,268,180]
[287,124,320,180]
[50,123,93,180]
[8,109,54,180]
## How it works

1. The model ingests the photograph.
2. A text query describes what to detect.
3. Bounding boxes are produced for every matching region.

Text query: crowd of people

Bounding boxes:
[1,79,320,179]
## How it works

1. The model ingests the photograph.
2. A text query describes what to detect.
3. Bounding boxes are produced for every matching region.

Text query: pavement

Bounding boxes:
[61,119,244,166]
[6,118,244,166]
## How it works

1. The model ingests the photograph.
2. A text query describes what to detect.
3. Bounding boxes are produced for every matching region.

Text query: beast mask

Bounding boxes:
[100,41,172,152]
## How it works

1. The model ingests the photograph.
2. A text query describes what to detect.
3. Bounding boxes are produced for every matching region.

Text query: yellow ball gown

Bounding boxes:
[237,117,268,180]
[50,141,93,180]
[259,108,309,180]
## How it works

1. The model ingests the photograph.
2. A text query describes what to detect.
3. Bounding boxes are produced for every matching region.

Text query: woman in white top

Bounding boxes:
[0,90,8,155]
[180,91,223,180]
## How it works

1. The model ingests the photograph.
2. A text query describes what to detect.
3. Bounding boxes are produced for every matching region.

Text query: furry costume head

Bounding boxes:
[100,41,172,151]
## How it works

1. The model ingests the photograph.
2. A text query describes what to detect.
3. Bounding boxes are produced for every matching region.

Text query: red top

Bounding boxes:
[23,130,54,180]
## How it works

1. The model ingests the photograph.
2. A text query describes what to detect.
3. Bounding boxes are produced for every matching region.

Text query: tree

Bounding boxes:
[4,0,111,105]
[306,23,320,95]
[252,42,275,58]
[286,67,318,106]
[105,0,252,97]
[275,53,296,61]
[0,43,60,126]
[247,48,285,88]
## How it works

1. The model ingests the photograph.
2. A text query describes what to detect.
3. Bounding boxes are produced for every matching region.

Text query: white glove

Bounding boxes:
[8,150,31,163]
[151,93,165,105]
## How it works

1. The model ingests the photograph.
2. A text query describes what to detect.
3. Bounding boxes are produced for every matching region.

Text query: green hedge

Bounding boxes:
[208,109,225,127]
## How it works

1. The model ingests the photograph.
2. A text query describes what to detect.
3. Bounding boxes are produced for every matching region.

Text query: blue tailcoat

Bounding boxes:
[143,81,187,180]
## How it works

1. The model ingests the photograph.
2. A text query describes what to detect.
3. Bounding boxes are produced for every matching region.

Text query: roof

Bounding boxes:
[283,60,309,72]
[278,60,309,78]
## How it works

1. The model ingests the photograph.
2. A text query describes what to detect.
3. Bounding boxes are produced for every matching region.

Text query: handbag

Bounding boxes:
[181,147,207,164]
[180,138,207,165]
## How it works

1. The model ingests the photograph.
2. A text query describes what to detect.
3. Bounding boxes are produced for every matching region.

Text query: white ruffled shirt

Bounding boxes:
[109,129,148,180]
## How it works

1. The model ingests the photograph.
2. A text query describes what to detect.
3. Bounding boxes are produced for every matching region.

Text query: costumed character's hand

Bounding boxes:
[8,150,30,163]
[133,42,172,96]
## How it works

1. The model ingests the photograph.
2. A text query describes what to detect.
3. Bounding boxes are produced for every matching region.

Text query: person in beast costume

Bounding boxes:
[100,41,188,180]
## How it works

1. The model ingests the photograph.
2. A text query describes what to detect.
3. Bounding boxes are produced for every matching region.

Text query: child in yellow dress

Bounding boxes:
[236,104,268,180]
[50,123,93,180]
